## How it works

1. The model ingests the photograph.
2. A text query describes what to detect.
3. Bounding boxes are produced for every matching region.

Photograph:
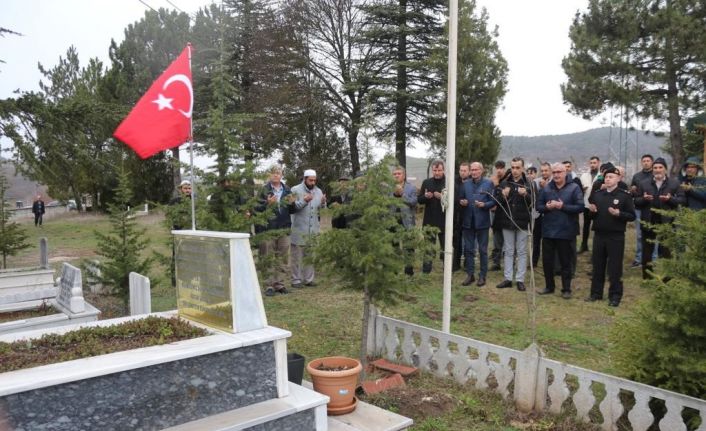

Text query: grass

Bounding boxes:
[5,210,650,430]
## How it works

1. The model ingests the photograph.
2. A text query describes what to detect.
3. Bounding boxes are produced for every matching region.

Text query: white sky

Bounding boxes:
[1,0,620,160]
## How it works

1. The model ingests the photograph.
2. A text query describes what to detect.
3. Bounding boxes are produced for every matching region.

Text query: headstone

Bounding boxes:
[39,238,49,269]
[129,272,151,315]
[56,263,85,313]
[173,230,267,333]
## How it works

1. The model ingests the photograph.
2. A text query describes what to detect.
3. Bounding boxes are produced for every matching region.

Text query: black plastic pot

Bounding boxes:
[287,352,305,385]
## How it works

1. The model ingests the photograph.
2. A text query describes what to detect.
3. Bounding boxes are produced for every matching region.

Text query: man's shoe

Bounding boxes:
[630,261,641,269]
[516,282,526,291]
[490,264,501,271]
[304,281,317,287]
[608,301,620,307]
[561,291,572,299]
[476,277,486,287]
[461,274,476,286]
[496,280,513,289]
[538,288,554,295]
[584,296,602,302]
[292,283,303,289]
[265,287,276,297]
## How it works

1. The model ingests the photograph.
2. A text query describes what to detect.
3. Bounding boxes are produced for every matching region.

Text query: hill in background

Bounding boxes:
[406,127,670,185]
[1,159,49,208]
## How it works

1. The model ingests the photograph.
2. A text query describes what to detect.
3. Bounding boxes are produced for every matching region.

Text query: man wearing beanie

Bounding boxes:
[586,167,635,306]
[290,169,327,288]
[634,157,685,279]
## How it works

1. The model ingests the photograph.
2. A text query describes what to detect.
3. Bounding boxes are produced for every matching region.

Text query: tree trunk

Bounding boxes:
[395,0,408,169]
[663,11,684,176]
[360,286,371,380]
[172,146,181,199]
[349,108,362,175]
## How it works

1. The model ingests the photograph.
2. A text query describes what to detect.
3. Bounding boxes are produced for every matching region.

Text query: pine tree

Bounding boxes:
[427,0,508,166]
[93,168,154,305]
[360,0,446,167]
[613,208,706,399]
[0,174,30,269]
[310,156,436,368]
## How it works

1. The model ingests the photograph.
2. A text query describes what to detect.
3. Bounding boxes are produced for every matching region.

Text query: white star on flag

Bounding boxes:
[152,93,174,111]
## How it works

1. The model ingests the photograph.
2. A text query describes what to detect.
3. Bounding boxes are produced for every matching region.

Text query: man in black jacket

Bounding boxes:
[32,195,45,227]
[634,158,685,279]
[629,154,655,268]
[255,166,292,295]
[586,168,635,306]
[495,158,534,291]
[418,160,447,273]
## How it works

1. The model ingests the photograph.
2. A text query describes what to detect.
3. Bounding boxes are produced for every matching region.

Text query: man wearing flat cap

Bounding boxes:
[290,169,327,288]
[634,157,685,279]
[586,167,635,307]
[679,157,706,210]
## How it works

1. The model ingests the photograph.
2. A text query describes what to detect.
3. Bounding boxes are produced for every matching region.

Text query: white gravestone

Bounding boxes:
[56,263,85,314]
[129,272,151,315]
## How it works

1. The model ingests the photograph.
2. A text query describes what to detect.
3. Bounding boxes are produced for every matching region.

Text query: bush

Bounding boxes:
[612,208,706,399]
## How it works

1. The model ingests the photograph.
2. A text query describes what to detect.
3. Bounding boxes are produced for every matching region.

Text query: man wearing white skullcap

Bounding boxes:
[289,169,327,287]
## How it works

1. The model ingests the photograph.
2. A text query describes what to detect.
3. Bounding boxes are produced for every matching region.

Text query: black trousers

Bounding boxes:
[542,238,573,293]
[590,232,625,302]
[453,225,462,268]
[581,208,593,249]
[532,216,543,267]
[34,213,43,226]
[422,230,445,273]
[641,227,671,279]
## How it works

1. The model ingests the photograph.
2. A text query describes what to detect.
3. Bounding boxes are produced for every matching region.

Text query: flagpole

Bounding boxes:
[442,0,458,334]
[187,43,196,231]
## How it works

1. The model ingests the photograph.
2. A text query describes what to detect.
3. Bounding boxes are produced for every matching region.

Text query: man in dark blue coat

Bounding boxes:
[457,162,496,287]
[537,162,584,299]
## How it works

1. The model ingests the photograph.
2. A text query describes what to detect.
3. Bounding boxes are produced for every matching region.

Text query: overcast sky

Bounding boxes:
[1,0,623,159]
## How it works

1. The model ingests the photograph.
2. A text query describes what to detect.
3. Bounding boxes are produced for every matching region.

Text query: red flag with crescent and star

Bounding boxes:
[113,45,193,159]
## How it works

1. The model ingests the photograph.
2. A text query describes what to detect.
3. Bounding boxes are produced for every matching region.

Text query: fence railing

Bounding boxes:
[367,312,706,431]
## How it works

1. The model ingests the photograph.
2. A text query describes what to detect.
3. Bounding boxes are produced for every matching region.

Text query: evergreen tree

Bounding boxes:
[561,0,706,173]
[613,208,706,399]
[360,0,446,167]
[427,0,508,166]
[310,156,436,367]
[0,174,30,269]
[93,168,154,305]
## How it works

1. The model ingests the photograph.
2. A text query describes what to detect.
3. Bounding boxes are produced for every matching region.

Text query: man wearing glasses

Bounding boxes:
[536,163,584,299]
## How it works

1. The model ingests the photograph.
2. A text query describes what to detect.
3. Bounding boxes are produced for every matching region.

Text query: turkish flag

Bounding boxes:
[113,46,193,159]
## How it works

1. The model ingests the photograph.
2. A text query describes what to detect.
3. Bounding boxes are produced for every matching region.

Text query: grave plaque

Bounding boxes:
[173,230,267,333]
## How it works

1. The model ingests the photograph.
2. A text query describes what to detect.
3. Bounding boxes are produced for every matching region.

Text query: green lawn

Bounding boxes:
[7,211,649,430]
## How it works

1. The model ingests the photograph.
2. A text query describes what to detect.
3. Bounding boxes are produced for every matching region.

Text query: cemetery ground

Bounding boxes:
[6,210,650,431]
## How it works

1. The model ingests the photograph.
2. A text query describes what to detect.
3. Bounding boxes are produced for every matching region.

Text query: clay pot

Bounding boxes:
[306,356,362,415]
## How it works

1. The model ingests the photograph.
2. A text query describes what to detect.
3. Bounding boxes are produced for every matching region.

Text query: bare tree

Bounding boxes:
[285,0,388,174]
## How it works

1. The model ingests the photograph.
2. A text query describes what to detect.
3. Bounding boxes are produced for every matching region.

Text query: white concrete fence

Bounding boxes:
[366,310,706,431]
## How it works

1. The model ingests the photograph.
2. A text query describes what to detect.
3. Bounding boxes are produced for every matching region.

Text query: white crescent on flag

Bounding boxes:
[163,74,193,118]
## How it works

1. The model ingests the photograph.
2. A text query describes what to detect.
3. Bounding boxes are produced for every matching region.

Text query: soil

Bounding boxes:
[423,309,441,321]
[366,386,457,420]
[316,364,355,371]
[0,303,58,323]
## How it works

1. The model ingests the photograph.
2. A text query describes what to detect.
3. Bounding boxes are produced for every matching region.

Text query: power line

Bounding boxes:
[137,0,158,13]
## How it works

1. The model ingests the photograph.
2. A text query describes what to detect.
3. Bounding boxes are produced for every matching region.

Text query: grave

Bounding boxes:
[0,230,328,431]
[0,263,100,335]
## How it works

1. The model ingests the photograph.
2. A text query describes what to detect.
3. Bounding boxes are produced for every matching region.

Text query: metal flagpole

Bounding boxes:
[187,43,196,231]
[442,0,459,333]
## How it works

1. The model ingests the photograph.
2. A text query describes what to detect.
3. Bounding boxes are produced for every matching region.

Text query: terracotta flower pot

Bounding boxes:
[306,356,362,415]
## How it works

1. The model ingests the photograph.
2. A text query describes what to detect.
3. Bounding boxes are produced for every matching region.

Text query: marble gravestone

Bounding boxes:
[55,263,85,314]
[172,230,267,333]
